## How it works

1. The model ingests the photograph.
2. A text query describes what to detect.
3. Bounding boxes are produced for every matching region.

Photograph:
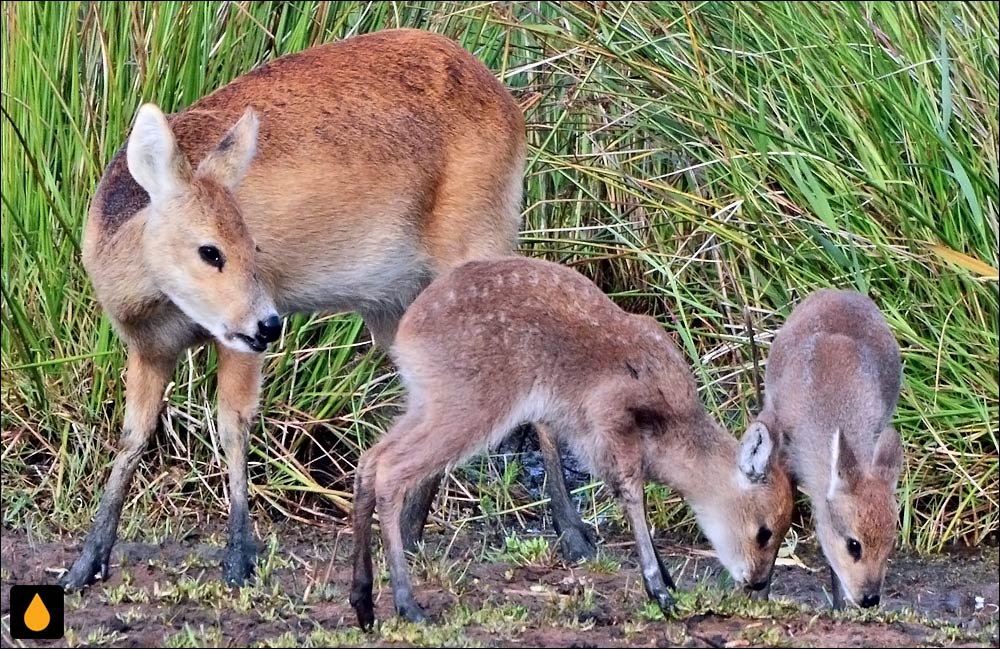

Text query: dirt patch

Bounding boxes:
[1,524,997,647]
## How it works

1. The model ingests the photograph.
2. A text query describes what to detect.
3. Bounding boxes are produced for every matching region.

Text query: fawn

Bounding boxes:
[65,28,593,591]
[751,288,904,608]
[350,257,795,627]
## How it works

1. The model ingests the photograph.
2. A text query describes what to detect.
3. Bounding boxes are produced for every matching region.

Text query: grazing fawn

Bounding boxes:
[66,28,592,591]
[751,288,904,608]
[350,257,795,628]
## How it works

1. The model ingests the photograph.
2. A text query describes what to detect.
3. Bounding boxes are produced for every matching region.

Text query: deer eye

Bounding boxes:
[199,245,224,270]
[756,526,772,548]
[846,537,862,561]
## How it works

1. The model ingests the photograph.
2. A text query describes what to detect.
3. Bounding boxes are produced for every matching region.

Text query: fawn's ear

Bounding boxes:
[196,107,260,190]
[127,103,191,203]
[872,426,904,487]
[827,428,861,499]
[738,421,776,486]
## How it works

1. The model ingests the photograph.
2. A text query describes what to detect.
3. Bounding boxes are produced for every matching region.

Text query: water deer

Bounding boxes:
[750,289,904,608]
[64,28,594,591]
[349,257,795,628]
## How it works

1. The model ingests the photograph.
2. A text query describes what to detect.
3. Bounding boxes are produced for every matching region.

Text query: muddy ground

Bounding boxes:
[1,523,997,648]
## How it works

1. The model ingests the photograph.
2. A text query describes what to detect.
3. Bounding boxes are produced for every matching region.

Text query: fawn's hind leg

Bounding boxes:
[371,409,496,625]
[400,473,442,552]
[351,409,441,627]
[536,423,597,561]
[359,306,442,554]
[400,425,594,560]
[350,448,380,630]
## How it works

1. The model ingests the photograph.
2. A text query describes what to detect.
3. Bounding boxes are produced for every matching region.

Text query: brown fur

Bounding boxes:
[349,257,795,627]
[753,288,904,608]
[64,28,537,591]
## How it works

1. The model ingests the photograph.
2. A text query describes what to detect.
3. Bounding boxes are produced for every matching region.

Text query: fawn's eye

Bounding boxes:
[756,526,772,548]
[199,245,224,270]
[846,537,862,561]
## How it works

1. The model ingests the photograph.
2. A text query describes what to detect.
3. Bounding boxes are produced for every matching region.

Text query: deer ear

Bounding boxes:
[127,103,192,202]
[827,428,860,499]
[196,107,259,189]
[738,421,776,486]
[872,426,904,486]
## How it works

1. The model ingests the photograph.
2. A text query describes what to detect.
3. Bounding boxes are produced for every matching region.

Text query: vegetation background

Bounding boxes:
[2,1,997,558]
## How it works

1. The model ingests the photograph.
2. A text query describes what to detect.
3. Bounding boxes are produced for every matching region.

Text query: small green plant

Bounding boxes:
[585,550,622,574]
[378,616,478,647]
[449,601,531,636]
[637,599,667,622]
[305,626,369,647]
[115,606,145,627]
[256,533,292,585]
[492,533,554,566]
[550,581,598,623]
[738,624,788,646]
[164,624,225,648]
[64,590,85,612]
[65,626,127,647]
[101,568,149,605]
[101,580,150,605]
[411,542,471,593]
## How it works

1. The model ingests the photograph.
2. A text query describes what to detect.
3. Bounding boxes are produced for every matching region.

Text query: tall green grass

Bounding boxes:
[2,2,996,552]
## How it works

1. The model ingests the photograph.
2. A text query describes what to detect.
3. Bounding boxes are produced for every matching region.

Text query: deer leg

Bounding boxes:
[351,409,432,627]
[60,347,176,590]
[376,466,428,624]
[617,475,677,614]
[362,306,442,553]
[536,423,597,562]
[216,344,264,586]
[401,473,441,553]
[374,409,469,624]
[350,451,379,630]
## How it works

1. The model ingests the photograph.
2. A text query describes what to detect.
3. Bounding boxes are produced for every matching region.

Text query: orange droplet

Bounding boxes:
[24,592,50,632]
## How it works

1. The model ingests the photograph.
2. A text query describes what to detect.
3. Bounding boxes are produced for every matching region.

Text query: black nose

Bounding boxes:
[751,580,769,592]
[256,314,281,343]
[860,593,881,608]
